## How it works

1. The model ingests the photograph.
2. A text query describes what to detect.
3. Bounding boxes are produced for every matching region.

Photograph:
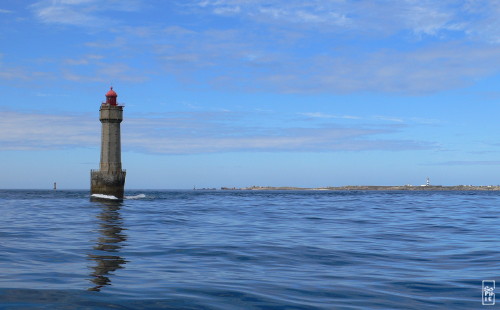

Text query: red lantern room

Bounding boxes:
[105,87,118,105]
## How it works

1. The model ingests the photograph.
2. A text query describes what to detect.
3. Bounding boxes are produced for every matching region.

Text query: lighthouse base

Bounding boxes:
[90,170,126,199]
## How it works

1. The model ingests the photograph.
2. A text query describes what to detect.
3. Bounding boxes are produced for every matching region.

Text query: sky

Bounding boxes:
[1,0,500,189]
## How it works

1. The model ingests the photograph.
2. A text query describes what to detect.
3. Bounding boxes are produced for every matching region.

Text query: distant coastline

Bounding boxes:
[220,185,500,191]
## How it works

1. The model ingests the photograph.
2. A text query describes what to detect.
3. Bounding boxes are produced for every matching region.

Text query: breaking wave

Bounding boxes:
[91,194,119,200]
[125,194,146,199]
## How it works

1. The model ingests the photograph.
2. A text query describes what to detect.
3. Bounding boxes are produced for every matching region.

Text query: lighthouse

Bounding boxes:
[90,87,126,198]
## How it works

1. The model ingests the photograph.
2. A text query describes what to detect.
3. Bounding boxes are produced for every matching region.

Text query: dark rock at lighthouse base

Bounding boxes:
[91,170,126,199]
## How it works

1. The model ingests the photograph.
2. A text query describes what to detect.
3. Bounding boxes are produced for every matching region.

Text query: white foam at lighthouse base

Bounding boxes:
[91,194,119,200]
[125,194,146,199]
[91,193,147,200]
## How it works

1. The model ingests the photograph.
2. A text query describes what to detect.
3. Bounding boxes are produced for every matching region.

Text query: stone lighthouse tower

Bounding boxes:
[90,87,126,198]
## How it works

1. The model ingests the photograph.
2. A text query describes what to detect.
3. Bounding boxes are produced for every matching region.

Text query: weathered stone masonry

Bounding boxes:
[91,87,126,198]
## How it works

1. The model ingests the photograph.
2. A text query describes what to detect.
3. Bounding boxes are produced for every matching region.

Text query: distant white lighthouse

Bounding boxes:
[90,87,126,198]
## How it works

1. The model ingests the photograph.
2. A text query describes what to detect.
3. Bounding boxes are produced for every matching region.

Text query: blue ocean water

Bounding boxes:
[0,189,498,309]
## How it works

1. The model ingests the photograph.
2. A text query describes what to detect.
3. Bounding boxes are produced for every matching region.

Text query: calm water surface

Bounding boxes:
[0,190,498,309]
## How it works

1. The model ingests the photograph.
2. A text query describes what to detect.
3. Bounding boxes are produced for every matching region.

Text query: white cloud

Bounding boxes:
[61,62,148,83]
[268,43,500,94]
[30,0,141,27]
[300,112,361,120]
[125,118,432,154]
[192,0,352,29]
[461,0,500,43]
[409,117,442,125]
[163,26,197,36]
[84,37,127,49]
[19,0,500,95]
[0,111,97,150]
[29,0,500,43]
[214,5,241,15]
[374,116,404,123]
[435,160,500,166]
[300,113,442,125]
[31,1,102,27]
[64,54,103,65]
[143,3,500,95]
[0,56,53,81]
[157,31,500,94]
[190,0,500,42]
[401,1,460,36]
[0,110,434,154]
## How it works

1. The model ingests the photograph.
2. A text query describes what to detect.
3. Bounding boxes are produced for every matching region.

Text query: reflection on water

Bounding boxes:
[88,200,127,292]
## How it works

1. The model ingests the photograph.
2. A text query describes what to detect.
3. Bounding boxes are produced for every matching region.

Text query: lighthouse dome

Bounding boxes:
[106,87,117,97]
[105,87,118,105]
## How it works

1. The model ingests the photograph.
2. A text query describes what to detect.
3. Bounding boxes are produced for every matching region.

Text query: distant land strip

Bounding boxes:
[220,185,500,191]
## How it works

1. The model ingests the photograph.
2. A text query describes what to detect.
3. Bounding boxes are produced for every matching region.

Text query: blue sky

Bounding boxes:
[1,0,500,189]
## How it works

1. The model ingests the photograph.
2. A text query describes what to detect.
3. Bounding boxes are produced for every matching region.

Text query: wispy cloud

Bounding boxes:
[154,24,500,94]
[402,1,462,37]
[30,0,141,27]
[434,160,500,166]
[64,54,103,65]
[254,43,500,94]
[20,0,500,95]
[374,116,404,123]
[31,0,103,27]
[123,117,434,153]
[62,62,148,83]
[0,51,146,84]
[0,68,32,81]
[0,111,97,150]
[0,110,435,154]
[409,117,443,125]
[0,55,52,81]
[84,37,127,49]
[300,112,443,125]
[189,0,500,42]
[300,112,361,120]
[29,0,500,43]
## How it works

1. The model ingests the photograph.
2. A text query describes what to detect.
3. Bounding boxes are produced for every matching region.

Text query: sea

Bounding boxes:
[0,189,498,309]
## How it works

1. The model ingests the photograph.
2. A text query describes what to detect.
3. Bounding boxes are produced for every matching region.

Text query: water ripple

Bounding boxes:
[0,190,499,309]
